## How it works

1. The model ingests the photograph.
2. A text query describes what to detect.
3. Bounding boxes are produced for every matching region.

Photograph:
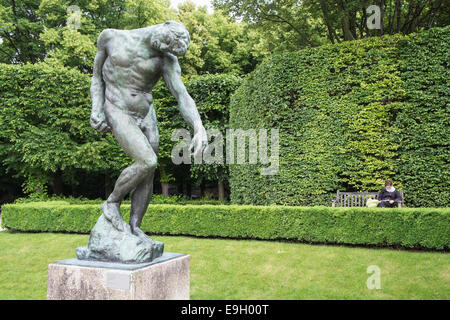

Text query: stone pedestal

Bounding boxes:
[47,253,189,300]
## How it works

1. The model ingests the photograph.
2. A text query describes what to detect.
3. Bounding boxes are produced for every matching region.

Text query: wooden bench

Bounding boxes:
[331,191,404,208]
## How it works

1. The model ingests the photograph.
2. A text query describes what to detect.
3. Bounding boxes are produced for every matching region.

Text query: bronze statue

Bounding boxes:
[77,21,207,263]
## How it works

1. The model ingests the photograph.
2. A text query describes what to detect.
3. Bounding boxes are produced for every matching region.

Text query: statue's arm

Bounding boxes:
[162,54,207,155]
[90,30,111,133]
[162,54,203,131]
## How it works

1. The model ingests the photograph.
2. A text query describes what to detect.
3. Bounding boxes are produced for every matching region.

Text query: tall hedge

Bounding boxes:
[229,27,450,207]
[394,28,450,207]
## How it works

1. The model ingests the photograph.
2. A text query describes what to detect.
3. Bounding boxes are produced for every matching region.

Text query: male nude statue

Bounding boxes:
[90,21,207,238]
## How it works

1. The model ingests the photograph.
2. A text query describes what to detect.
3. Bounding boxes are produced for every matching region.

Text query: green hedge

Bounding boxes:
[13,194,228,206]
[229,26,450,207]
[2,203,449,250]
[393,28,450,207]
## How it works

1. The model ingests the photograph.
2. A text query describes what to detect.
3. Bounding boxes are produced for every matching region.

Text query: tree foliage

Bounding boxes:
[213,0,450,51]
[0,0,175,68]
[0,61,130,196]
[0,0,267,75]
[0,0,45,63]
[176,0,267,76]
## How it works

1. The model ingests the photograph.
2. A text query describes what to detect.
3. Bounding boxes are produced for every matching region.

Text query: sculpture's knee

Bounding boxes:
[140,158,157,174]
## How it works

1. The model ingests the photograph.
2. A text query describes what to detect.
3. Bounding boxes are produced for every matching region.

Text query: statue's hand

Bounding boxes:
[90,111,111,133]
[190,125,208,159]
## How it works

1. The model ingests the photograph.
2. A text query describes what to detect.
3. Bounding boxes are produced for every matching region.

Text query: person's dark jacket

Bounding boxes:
[378,188,402,203]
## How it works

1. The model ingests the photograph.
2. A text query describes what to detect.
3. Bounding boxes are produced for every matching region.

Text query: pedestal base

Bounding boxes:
[47,253,190,300]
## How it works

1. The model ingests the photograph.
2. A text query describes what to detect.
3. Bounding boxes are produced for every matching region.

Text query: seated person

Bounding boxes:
[378,180,402,207]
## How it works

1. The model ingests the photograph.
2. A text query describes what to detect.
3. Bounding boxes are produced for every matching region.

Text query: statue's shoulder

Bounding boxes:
[162,52,179,66]
[161,53,182,76]
[96,29,119,47]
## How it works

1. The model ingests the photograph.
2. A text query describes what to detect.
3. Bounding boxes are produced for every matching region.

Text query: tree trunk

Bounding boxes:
[161,182,169,196]
[359,4,369,38]
[387,0,394,34]
[182,180,189,197]
[427,0,444,28]
[104,173,113,199]
[378,0,385,35]
[395,0,402,33]
[401,0,415,33]
[319,0,338,43]
[51,171,64,195]
[218,180,225,201]
[200,180,205,198]
[186,181,191,198]
[337,0,355,41]
[349,10,358,39]
[409,2,426,33]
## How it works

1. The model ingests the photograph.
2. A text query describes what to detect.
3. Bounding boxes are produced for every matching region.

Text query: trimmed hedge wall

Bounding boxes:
[229,27,450,207]
[13,194,228,206]
[2,203,449,250]
[394,28,450,207]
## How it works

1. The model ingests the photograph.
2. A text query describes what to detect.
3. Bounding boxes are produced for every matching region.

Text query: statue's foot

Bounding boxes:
[131,226,152,242]
[101,201,126,232]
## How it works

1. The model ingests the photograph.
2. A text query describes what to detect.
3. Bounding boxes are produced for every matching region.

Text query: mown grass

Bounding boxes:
[0,230,448,300]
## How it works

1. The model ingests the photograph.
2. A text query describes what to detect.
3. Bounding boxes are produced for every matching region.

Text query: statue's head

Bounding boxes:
[151,21,190,56]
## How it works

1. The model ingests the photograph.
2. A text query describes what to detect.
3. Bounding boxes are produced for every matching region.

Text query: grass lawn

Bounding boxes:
[0,230,448,300]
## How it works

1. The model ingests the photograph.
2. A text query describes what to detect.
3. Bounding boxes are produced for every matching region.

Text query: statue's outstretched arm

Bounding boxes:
[162,54,207,157]
[90,31,111,133]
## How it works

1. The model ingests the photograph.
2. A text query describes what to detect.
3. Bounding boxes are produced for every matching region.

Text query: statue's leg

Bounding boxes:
[129,174,155,237]
[129,106,159,237]
[104,103,158,231]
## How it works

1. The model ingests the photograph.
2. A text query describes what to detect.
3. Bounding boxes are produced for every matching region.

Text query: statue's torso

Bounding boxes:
[102,29,163,118]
